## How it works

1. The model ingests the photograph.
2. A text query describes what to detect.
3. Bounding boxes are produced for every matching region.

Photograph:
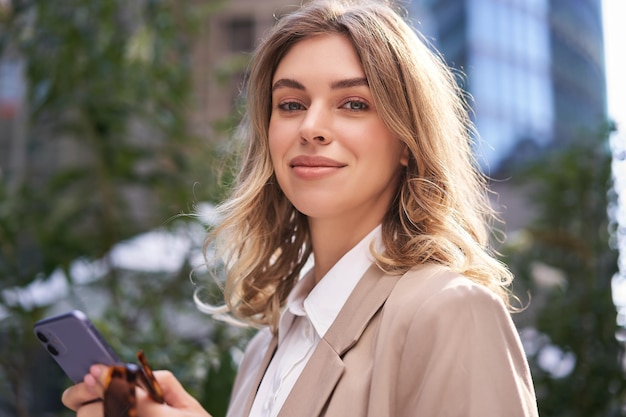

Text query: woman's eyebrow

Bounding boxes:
[271,77,369,92]
[330,77,369,89]
[272,78,305,92]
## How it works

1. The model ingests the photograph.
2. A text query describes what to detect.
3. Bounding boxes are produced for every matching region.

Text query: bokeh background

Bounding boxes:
[0,0,624,416]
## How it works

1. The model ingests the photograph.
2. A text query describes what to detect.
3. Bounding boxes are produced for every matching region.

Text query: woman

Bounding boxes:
[63,0,539,416]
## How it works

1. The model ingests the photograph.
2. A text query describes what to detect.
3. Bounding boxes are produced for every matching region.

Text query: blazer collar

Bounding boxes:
[277,263,401,416]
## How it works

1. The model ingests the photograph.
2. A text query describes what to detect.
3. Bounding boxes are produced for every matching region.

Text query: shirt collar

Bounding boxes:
[278,225,383,342]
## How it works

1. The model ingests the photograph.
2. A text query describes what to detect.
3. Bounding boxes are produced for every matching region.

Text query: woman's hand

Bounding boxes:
[62,365,213,417]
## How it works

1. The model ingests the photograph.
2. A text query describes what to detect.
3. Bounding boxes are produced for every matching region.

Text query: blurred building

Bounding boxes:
[408,0,607,175]
[190,0,304,138]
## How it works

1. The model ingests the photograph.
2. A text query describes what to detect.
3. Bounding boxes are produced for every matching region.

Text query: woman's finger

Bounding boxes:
[75,399,104,417]
[136,370,210,416]
[153,370,204,409]
[61,382,101,411]
[86,364,109,397]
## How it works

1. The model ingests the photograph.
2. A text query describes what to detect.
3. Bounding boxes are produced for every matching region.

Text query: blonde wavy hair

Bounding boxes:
[202,0,514,332]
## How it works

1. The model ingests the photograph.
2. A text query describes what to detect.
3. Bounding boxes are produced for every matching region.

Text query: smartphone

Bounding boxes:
[33,310,122,383]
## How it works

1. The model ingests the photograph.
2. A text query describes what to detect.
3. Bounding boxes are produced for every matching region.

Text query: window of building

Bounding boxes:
[226,17,256,53]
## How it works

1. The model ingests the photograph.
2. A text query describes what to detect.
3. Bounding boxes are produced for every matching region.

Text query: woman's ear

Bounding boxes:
[400,144,410,167]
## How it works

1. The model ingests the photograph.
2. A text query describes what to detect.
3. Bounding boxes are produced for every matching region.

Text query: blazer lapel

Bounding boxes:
[278,264,401,416]
[277,338,345,416]
[229,334,278,417]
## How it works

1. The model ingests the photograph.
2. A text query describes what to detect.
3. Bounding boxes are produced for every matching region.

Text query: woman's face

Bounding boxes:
[269,34,408,228]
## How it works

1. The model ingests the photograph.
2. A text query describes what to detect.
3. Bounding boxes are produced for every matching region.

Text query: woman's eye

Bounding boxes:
[278,101,305,111]
[341,99,369,111]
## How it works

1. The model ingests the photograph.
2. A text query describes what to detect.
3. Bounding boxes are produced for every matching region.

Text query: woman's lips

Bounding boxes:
[289,155,346,179]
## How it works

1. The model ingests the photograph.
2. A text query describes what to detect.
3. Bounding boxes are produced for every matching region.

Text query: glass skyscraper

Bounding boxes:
[409,0,606,175]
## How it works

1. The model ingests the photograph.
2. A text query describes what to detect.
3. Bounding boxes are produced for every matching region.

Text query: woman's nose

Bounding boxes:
[299,104,332,144]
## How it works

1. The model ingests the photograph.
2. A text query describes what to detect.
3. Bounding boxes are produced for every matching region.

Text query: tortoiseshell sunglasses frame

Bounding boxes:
[103,350,164,417]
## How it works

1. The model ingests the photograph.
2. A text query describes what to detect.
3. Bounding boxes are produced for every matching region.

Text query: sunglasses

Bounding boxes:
[103,350,165,417]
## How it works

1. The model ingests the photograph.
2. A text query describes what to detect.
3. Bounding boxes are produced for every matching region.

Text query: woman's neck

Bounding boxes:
[308,217,380,284]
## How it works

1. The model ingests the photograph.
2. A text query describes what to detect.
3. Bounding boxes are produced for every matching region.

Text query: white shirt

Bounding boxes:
[248,225,383,417]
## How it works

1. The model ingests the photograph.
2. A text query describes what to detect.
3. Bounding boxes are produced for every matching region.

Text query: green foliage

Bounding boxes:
[504,123,625,416]
[0,1,248,416]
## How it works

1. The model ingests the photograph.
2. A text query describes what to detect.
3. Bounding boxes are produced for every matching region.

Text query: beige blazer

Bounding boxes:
[226,264,539,417]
